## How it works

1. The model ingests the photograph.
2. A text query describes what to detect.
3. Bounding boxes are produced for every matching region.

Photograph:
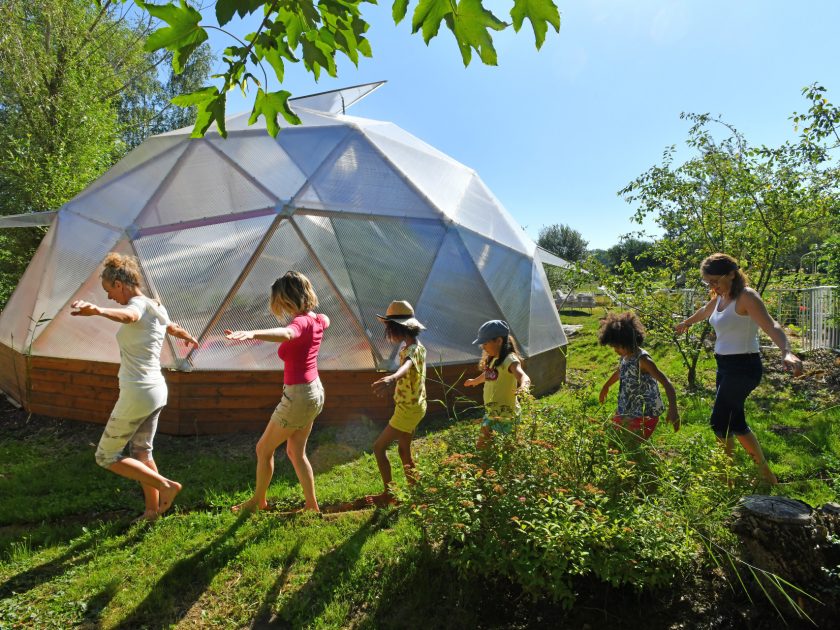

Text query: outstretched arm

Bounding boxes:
[599,369,619,404]
[675,298,716,334]
[371,358,414,397]
[741,290,803,376]
[464,372,486,387]
[167,322,198,348]
[510,362,531,393]
[224,327,296,343]
[70,300,139,324]
[640,356,680,431]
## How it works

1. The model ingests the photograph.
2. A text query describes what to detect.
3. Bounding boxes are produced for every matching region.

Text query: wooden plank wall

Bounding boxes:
[3,346,566,436]
[0,342,27,405]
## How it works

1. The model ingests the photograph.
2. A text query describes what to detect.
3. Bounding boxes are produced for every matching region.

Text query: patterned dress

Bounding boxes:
[616,350,664,418]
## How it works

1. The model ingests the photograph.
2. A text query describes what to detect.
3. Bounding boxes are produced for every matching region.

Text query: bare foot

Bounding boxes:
[365,492,397,508]
[231,497,269,513]
[157,481,182,515]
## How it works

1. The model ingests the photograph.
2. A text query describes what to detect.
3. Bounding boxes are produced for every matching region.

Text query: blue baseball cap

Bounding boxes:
[472,320,510,345]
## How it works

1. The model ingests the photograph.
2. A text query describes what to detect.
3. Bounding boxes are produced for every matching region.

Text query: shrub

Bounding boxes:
[406,391,746,606]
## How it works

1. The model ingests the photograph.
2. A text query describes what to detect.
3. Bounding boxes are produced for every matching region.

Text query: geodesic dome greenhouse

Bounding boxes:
[0,83,567,434]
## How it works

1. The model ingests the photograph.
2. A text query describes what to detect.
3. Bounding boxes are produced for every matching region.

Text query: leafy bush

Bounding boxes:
[406,392,746,606]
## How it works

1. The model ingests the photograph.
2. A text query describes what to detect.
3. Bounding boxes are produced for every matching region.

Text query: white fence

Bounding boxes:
[764,286,840,352]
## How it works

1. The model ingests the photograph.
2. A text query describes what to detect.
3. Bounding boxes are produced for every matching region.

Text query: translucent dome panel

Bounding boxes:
[134,214,276,360]
[527,259,567,355]
[277,126,352,178]
[293,214,364,324]
[415,230,505,365]
[65,141,190,229]
[82,136,189,197]
[31,240,134,363]
[459,228,534,351]
[193,218,376,370]
[30,214,122,334]
[362,124,473,217]
[329,217,447,366]
[293,133,440,219]
[453,175,533,255]
[0,224,56,348]
[135,140,277,229]
[206,134,307,201]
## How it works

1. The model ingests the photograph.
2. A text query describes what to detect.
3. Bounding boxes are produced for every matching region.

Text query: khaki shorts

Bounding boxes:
[95,407,163,468]
[270,378,325,429]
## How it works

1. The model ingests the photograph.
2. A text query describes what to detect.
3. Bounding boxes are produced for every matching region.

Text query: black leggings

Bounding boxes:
[710,353,762,438]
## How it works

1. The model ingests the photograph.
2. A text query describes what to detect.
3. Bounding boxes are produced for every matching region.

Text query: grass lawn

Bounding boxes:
[1,308,837,628]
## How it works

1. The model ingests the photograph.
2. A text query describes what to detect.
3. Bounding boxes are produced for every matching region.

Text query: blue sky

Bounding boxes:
[205,1,840,249]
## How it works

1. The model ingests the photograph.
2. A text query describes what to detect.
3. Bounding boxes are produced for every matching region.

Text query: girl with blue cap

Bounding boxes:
[464,320,531,448]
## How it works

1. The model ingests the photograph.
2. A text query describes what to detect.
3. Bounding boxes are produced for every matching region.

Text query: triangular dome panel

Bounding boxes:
[81,136,189,197]
[0,223,57,349]
[65,141,190,229]
[415,230,506,365]
[293,213,364,324]
[133,214,276,360]
[329,216,447,365]
[206,134,307,202]
[293,134,440,219]
[30,214,122,335]
[362,124,473,217]
[458,228,533,350]
[528,259,567,355]
[277,126,352,179]
[135,140,277,229]
[193,218,376,371]
[452,175,534,255]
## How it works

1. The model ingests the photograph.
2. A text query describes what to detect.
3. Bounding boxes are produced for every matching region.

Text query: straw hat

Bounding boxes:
[376,300,426,330]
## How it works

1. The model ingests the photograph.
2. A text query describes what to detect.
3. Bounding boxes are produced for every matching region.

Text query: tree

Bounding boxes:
[0,0,212,307]
[620,108,838,296]
[117,43,215,150]
[537,223,588,262]
[605,237,654,271]
[129,0,562,137]
[598,85,840,388]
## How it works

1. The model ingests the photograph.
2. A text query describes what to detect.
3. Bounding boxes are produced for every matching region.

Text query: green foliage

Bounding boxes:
[605,236,656,271]
[407,392,743,605]
[592,260,712,388]
[537,223,588,262]
[134,0,561,136]
[620,86,840,295]
[0,0,213,309]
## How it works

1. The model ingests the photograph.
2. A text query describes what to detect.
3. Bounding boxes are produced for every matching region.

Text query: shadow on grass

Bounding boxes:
[117,514,269,628]
[80,579,121,629]
[248,540,303,628]
[0,520,143,601]
[257,510,394,628]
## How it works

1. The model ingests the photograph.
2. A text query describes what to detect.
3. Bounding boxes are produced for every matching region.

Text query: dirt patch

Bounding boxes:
[762,347,840,405]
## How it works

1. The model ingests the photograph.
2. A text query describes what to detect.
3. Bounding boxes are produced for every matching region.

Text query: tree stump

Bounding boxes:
[730,495,840,589]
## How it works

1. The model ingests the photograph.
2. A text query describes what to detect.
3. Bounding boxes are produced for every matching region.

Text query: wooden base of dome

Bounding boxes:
[0,342,565,435]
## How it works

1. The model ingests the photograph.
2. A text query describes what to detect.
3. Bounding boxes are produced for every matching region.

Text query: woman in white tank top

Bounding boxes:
[675,253,802,485]
[71,253,198,521]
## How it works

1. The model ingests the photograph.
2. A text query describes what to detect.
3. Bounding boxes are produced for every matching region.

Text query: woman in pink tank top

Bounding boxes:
[225,271,329,513]
[676,253,802,485]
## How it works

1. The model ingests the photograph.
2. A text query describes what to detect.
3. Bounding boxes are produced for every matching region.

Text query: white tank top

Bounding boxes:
[709,295,759,354]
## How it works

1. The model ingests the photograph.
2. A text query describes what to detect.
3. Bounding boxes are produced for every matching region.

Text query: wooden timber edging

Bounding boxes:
[1,345,566,436]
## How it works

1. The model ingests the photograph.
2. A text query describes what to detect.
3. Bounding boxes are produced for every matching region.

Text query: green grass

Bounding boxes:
[0,310,837,628]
